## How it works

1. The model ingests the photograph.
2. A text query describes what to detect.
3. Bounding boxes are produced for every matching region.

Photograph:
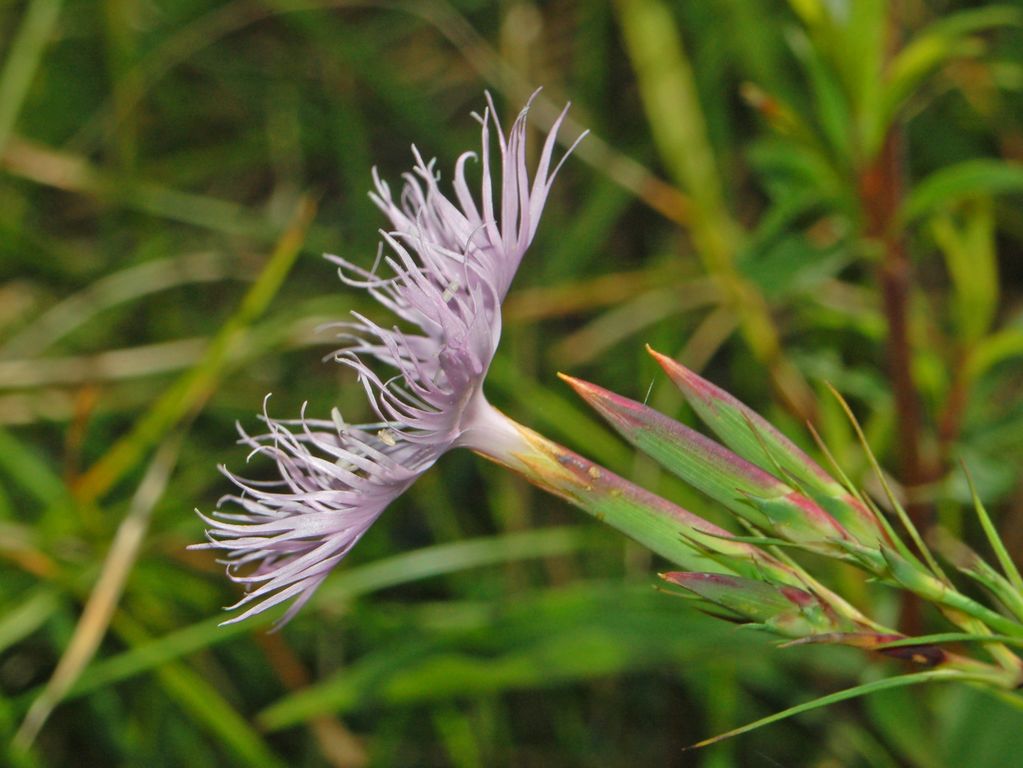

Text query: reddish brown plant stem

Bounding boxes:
[859,128,931,634]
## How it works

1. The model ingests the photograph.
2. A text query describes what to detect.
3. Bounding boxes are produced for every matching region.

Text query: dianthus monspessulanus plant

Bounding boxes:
[201,92,1023,741]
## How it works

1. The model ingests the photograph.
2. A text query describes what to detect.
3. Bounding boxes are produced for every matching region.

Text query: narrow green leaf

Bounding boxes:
[65,528,597,700]
[73,195,317,504]
[0,588,60,654]
[961,461,1023,594]
[883,6,1022,138]
[842,0,886,140]
[0,0,63,154]
[882,550,1023,638]
[825,383,947,579]
[691,669,1003,748]
[875,632,1023,650]
[968,327,1023,380]
[900,160,1023,225]
[931,202,998,342]
[787,27,853,167]
[0,428,71,509]
[929,527,1023,624]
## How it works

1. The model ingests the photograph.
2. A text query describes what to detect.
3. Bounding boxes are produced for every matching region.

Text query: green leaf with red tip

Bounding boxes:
[561,373,850,548]
[646,346,885,544]
[561,374,782,523]
[645,346,831,488]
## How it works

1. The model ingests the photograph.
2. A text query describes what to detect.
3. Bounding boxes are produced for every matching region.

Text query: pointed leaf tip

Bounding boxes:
[565,374,784,502]
[563,373,667,434]
[646,346,703,393]
[559,372,608,402]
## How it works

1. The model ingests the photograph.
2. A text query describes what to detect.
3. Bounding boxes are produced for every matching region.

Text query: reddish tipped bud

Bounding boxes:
[647,346,885,545]
[561,373,851,549]
[662,572,848,638]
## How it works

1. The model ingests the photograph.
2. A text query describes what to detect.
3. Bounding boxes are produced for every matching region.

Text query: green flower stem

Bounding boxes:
[884,551,1023,639]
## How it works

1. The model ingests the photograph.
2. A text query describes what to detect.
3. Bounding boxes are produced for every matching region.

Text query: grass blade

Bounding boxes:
[691,669,1007,748]
[72,195,316,504]
[0,0,63,154]
[13,433,184,749]
[961,460,1023,593]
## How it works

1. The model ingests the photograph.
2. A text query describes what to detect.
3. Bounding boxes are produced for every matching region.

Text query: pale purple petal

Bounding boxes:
[200,91,582,624]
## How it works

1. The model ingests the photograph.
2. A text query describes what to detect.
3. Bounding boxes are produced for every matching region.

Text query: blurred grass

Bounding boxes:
[3,1,1023,766]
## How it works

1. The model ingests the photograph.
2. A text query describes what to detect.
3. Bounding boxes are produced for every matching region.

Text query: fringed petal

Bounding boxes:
[201,92,582,624]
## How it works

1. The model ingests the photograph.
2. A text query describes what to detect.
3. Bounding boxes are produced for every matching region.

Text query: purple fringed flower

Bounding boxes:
[197,93,584,624]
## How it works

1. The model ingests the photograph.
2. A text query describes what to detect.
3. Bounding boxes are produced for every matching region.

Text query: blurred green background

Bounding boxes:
[4,0,1023,765]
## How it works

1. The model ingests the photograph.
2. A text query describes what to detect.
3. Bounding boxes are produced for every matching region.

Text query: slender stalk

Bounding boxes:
[861,129,927,516]
[859,123,933,633]
[474,412,804,586]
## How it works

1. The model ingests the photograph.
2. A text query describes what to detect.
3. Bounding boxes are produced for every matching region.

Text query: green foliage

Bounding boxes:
[4,0,1023,766]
